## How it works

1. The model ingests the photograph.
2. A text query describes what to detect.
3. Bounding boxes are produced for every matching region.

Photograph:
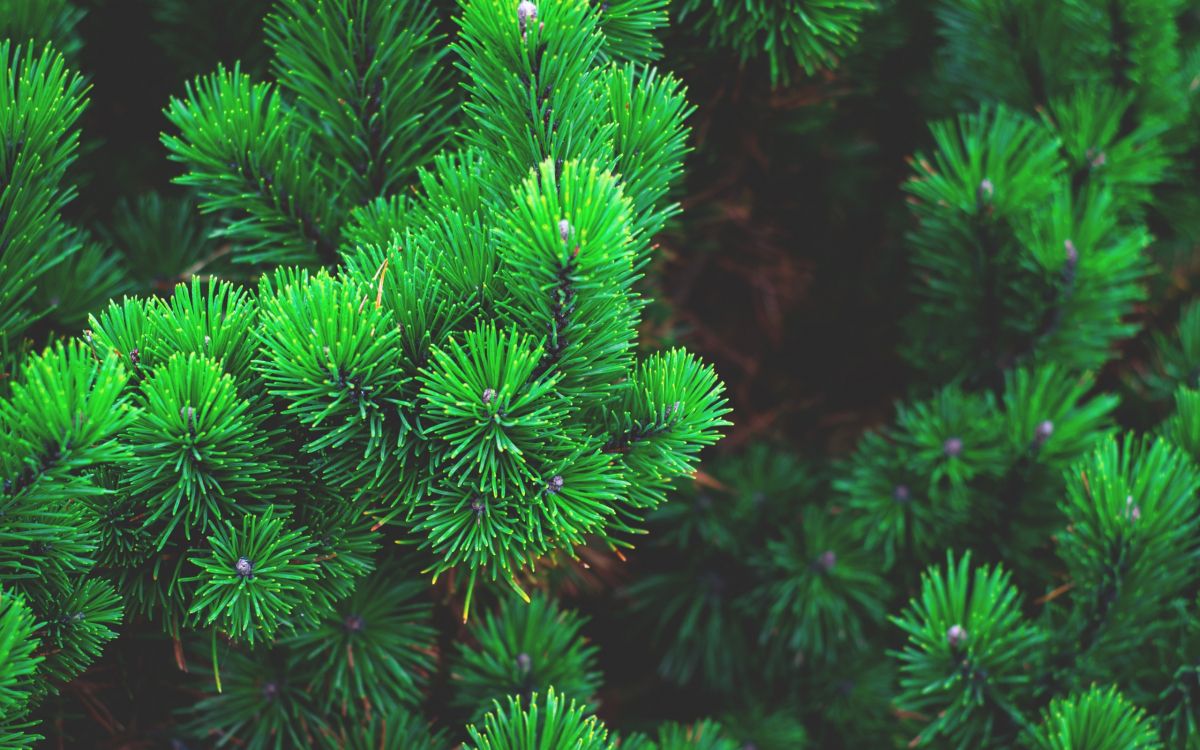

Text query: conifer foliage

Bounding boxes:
[6,0,1200,747]
[675,0,876,86]
[625,1,1200,748]
[0,0,729,745]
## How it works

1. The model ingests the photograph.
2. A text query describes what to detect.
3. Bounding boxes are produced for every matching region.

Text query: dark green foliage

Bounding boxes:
[184,640,321,749]
[1138,300,1200,403]
[184,564,435,746]
[623,719,741,750]
[876,425,1200,747]
[902,105,1149,383]
[934,0,1188,119]
[1025,685,1163,750]
[148,0,274,76]
[0,41,88,353]
[676,0,876,86]
[0,0,83,59]
[748,507,888,664]
[29,229,129,331]
[716,707,810,750]
[464,689,613,750]
[1160,385,1200,462]
[840,367,1115,574]
[34,578,123,688]
[451,593,601,720]
[316,708,448,750]
[890,552,1046,749]
[283,562,435,713]
[1056,436,1200,676]
[627,445,815,690]
[99,193,228,292]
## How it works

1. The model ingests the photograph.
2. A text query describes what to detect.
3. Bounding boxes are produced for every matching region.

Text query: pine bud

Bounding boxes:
[129,347,140,366]
[947,623,967,648]
[235,556,254,578]
[1125,495,1141,522]
[817,550,837,572]
[471,497,487,517]
[559,219,572,242]
[977,178,994,204]
[1034,420,1054,446]
[943,437,963,458]
[1064,239,1078,267]
[516,652,532,673]
[482,387,497,404]
[547,474,564,494]
[344,614,365,633]
[518,0,537,34]
[262,681,280,701]
[893,484,911,503]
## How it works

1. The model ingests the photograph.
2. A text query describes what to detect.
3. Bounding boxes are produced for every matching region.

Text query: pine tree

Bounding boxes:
[6,0,1200,746]
[625,2,1200,747]
[0,0,729,744]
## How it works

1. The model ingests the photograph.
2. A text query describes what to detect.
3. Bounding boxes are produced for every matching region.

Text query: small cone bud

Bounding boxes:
[893,484,911,502]
[559,219,571,242]
[517,0,537,34]
[817,550,837,571]
[1034,420,1054,446]
[947,623,967,648]
[943,437,963,457]
[482,388,496,404]
[1126,495,1141,522]
[977,179,994,203]
[235,556,254,578]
